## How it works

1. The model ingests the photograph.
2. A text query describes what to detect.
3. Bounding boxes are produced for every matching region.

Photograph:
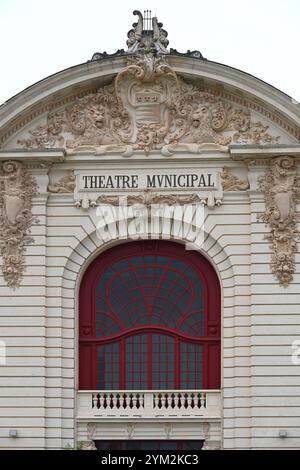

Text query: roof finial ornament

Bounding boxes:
[126,10,169,54]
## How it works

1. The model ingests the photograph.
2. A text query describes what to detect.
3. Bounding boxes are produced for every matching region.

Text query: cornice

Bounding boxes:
[229,144,300,161]
[0,149,65,162]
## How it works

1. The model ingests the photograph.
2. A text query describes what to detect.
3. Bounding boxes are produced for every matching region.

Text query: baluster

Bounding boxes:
[183,393,188,408]
[108,393,113,408]
[120,393,125,409]
[167,393,172,408]
[141,393,145,408]
[103,393,107,409]
[132,393,137,409]
[153,393,158,408]
[92,393,95,408]
[99,393,105,408]
[123,393,129,408]
[116,393,120,408]
[190,392,195,408]
[111,393,117,409]
[129,393,133,408]
[97,393,101,409]
[171,393,175,409]
[173,393,179,409]
[177,393,182,408]
[163,393,168,409]
[202,392,207,408]
[186,393,192,409]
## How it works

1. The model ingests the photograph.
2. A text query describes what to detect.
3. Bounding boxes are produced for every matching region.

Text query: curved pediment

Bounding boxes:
[1,14,300,155]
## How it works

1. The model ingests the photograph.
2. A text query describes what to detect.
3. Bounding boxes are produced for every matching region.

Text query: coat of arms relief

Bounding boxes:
[17,53,279,154]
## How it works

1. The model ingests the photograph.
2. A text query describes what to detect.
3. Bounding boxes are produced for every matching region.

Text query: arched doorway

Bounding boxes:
[79,240,220,390]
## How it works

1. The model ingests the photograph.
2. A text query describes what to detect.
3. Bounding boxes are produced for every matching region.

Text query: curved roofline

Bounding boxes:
[1,54,299,109]
[1,53,300,145]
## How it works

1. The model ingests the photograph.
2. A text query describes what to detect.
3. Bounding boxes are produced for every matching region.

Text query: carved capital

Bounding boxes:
[258,156,300,286]
[0,160,38,288]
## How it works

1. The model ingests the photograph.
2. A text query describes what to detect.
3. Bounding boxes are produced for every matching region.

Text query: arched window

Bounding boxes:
[79,241,220,390]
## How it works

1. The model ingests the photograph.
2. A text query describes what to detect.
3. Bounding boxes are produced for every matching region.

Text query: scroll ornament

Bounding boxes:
[0,161,38,288]
[258,156,300,286]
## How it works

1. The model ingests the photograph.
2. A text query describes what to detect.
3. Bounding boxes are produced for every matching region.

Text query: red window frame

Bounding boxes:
[79,240,220,390]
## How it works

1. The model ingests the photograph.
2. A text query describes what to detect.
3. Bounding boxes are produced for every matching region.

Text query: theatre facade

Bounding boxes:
[0,11,300,450]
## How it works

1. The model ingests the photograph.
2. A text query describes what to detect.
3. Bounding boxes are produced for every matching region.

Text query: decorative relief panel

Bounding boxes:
[258,156,300,286]
[17,54,280,154]
[221,168,249,191]
[48,171,76,193]
[96,189,204,206]
[0,161,38,288]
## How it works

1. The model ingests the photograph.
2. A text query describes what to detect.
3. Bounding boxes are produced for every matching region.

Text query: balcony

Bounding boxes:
[77,390,221,419]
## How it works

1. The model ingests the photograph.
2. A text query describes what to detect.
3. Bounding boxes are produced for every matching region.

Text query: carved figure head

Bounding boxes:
[85,105,106,129]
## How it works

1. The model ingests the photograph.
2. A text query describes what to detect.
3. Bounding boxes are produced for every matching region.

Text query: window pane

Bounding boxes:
[96,343,120,390]
[180,342,203,389]
[152,334,175,390]
[125,335,148,389]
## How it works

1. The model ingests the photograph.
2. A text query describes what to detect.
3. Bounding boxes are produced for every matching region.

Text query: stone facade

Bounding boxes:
[0,11,300,450]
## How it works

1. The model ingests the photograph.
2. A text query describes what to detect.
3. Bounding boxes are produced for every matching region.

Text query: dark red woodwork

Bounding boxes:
[79,240,220,390]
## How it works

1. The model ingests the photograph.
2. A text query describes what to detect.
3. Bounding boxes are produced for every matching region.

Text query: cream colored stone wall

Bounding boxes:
[0,151,299,449]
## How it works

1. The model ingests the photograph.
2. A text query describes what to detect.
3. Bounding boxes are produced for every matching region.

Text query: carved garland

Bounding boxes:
[0,161,38,288]
[258,156,300,286]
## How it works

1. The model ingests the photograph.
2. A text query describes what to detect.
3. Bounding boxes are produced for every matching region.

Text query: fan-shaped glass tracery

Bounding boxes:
[95,255,204,337]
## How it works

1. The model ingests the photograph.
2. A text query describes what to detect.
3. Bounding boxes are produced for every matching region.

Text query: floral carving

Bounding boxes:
[221,168,249,191]
[18,55,280,153]
[0,161,38,288]
[258,156,300,286]
[48,171,75,193]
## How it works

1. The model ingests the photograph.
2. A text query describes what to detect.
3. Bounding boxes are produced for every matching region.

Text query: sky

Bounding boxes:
[0,0,300,106]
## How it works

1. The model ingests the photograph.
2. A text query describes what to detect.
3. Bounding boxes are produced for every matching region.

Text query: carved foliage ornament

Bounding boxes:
[18,55,280,154]
[258,156,300,286]
[0,161,38,288]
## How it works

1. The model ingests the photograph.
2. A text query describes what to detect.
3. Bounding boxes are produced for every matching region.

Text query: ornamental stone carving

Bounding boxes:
[76,189,220,209]
[126,10,169,54]
[17,53,280,154]
[0,161,38,288]
[258,156,300,286]
[221,168,249,191]
[48,171,75,193]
